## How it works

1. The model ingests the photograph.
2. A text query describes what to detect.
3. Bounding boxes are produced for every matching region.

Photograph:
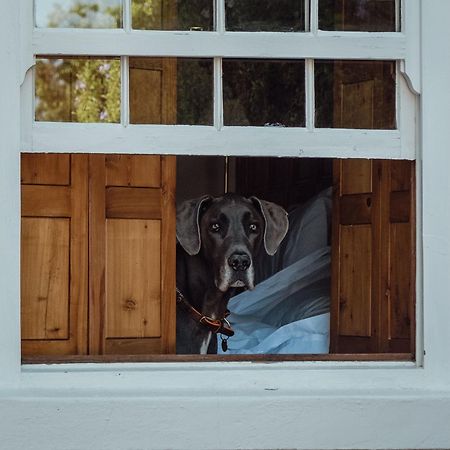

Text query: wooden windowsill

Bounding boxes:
[22,353,414,365]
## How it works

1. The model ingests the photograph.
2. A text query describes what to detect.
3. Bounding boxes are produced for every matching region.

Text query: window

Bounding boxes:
[20,0,419,362]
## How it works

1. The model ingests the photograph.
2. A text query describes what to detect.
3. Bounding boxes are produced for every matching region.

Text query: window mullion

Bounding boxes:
[123,0,131,31]
[121,56,129,126]
[214,57,223,130]
[305,59,315,131]
[216,0,225,33]
[310,0,319,33]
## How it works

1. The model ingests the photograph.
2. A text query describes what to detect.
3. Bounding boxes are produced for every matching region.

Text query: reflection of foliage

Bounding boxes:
[36,58,120,123]
[45,0,121,28]
[132,0,213,31]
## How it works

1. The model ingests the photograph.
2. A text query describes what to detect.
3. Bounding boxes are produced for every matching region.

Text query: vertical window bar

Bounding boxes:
[121,56,129,126]
[122,1,131,126]
[305,59,315,131]
[217,0,225,33]
[123,0,131,31]
[214,57,223,129]
[396,0,401,32]
[304,0,311,32]
[310,0,319,33]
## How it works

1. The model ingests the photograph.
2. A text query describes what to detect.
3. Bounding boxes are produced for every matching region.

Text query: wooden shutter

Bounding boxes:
[21,153,176,358]
[331,159,415,354]
[89,155,176,355]
[21,154,88,357]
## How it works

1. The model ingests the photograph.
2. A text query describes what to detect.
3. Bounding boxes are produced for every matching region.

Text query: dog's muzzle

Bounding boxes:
[216,251,254,292]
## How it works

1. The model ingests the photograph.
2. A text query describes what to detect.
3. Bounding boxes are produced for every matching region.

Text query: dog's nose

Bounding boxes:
[228,253,251,271]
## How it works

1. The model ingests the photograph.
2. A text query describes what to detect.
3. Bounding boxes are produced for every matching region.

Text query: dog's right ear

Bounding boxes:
[176,195,213,255]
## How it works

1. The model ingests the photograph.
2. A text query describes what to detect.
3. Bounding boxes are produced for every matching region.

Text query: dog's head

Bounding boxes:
[177,193,288,292]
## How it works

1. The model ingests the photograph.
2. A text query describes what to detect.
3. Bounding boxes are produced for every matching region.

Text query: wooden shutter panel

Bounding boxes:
[21,154,88,357]
[331,159,415,354]
[89,154,176,355]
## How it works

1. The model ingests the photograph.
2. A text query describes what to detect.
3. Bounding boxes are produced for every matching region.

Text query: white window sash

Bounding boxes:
[24,0,420,160]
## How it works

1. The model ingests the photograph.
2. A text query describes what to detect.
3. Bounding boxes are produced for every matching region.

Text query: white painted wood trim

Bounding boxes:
[28,122,408,159]
[305,59,314,131]
[32,29,407,59]
[400,0,421,93]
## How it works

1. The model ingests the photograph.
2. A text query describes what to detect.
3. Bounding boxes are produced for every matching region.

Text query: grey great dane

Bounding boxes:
[176,193,289,354]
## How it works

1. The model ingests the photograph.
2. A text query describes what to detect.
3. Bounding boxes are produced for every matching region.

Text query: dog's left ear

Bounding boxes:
[250,197,289,255]
[176,195,213,255]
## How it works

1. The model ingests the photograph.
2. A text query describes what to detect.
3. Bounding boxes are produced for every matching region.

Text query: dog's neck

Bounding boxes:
[179,251,233,320]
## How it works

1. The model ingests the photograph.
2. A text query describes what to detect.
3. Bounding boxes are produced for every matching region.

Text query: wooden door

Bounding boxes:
[21,154,88,357]
[331,159,415,354]
[89,155,176,355]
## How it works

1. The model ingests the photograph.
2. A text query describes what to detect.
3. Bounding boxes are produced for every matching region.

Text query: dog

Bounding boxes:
[176,193,289,354]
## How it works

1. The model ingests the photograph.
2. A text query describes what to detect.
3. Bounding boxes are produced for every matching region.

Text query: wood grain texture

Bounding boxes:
[341,159,372,194]
[160,156,177,353]
[129,67,163,124]
[21,153,70,185]
[331,159,415,355]
[106,154,161,188]
[21,218,70,340]
[340,80,374,128]
[22,353,414,365]
[105,187,161,219]
[70,154,89,355]
[338,225,372,337]
[339,194,372,225]
[22,185,71,217]
[21,154,89,356]
[106,219,161,338]
[88,154,107,355]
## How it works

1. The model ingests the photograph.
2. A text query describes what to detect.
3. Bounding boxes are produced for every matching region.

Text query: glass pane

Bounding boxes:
[35,0,122,28]
[319,0,397,31]
[225,0,305,32]
[35,58,121,123]
[129,58,213,125]
[315,60,396,129]
[223,59,305,127]
[132,0,214,31]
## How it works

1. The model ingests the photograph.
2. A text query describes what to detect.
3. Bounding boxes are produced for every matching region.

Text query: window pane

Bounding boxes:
[315,60,396,129]
[223,59,305,127]
[35,58,121,123]
[132,0,214,31]
[35,0,122,28]
[319,0,397,31]
[129,58,213,125]
[225,0,305,32]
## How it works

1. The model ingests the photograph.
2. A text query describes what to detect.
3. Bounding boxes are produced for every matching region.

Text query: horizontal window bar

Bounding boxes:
[32,29,407,59]
[29,122,412,159]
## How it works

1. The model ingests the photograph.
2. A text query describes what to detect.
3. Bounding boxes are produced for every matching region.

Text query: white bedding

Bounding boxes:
[218,188,332,355]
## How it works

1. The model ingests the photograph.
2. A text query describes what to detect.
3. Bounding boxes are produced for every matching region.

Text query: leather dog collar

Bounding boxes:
[176,288,234,337]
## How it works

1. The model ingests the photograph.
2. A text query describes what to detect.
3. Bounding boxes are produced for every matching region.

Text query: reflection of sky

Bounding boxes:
[35,0,121,27]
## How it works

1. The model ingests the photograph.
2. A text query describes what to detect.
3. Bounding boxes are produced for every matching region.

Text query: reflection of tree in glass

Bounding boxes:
[45,0,121,28]
[132,0,213,31]
[35,58,120,123]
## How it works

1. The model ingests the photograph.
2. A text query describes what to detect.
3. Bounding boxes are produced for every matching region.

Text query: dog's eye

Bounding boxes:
[249,223,258,232]
[210,223,220,232]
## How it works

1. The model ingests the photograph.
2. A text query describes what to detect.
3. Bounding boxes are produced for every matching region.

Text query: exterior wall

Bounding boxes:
[1,1,450,449]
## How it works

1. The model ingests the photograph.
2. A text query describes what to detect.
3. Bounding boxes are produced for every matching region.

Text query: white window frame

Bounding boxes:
[2,1,450,448]
[22,0,418,159]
